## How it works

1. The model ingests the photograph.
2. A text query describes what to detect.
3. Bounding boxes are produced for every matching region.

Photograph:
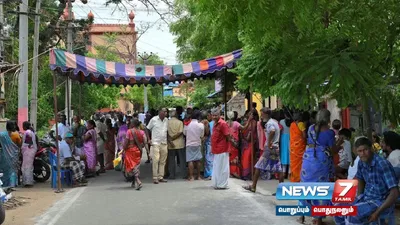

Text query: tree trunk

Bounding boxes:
[362,97,373,141]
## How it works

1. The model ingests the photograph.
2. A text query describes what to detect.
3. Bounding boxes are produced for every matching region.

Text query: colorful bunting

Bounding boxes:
[49,49,242,86]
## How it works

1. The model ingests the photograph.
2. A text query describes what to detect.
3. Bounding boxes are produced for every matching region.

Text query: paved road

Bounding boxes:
[35,158,299,225]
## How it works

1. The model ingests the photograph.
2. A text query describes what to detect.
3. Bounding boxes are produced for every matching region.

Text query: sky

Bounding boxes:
[73,0,178,64]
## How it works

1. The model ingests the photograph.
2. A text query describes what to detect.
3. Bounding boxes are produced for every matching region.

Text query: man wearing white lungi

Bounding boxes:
[184,110,204,181]
[210,108,230,189]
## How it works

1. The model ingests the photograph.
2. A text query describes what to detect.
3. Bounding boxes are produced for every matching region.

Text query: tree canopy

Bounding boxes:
[188,79,218,108]
[162,96,186,109]
[169,0,240,93]
[170,0,241,62]
[123,53,165,111]
[170,0,400,125]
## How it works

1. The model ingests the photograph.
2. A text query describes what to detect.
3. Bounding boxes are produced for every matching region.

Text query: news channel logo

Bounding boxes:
[276,180,358,203]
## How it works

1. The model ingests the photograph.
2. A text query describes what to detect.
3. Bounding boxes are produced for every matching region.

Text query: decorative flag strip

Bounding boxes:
[49,49,242,86]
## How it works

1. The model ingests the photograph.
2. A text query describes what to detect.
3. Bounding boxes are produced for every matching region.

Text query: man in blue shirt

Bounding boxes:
[334,137,399,224]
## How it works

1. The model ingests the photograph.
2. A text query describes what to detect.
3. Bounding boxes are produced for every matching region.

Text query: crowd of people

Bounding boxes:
[122,105,399,225]
[232,107,400,225]
[0,103,399,224]
[34,106,235,190]
[0,120,39,187]
[0,115,89,188]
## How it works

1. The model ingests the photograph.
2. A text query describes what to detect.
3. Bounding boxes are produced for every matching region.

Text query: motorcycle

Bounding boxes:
[33,135,56,183]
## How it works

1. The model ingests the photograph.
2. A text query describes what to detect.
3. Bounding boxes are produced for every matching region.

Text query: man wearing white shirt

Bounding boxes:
[382,131,400,168]
[138,112,146,124]
[50,114,69,141]
[388,149,400,167]
[382,131,400,185]
[183,110,204,181]
[347,156,360,180]
[146,108,168,184]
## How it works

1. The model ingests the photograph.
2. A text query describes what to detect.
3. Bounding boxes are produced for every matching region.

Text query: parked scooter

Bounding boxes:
[33,135,56,182]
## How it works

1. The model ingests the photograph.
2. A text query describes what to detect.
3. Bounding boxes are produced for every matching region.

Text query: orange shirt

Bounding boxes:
[10,131,22,147]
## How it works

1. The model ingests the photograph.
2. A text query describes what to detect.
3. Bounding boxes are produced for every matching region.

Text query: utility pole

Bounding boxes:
[0,0,4,64]
[138,52,153,113]
[0,0,5,120]
[18,0,29,129]
[65,0,73,125]
[30,0,42,130]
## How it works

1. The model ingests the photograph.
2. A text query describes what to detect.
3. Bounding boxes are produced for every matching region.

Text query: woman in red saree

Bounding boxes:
[227,111,242,178]
[123,119,146,190]
[241,110,258,180]
[289,112,307,182]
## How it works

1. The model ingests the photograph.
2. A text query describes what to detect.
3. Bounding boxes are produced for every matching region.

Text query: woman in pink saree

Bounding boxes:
[21,121,37,187]
[83,120,98,175]
[227,111,242,178]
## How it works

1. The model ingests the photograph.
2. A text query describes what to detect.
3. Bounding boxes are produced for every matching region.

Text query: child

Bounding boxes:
[335,128,353,179]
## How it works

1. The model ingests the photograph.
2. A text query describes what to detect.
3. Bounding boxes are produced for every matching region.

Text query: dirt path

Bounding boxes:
[3,182,66,225]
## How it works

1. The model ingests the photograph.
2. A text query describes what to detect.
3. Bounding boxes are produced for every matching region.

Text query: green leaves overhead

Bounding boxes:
[162,96,187,108]
[380,87,400,126]
[170,0,242,62]
[189,79,218,108]
[123,53,165,111]
[171,0,400,120]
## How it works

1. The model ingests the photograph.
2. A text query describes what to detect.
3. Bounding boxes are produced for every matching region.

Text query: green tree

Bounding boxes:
[188,79,218,108]
[170,0,400,130]
[169,0,241,93]
[36,57,57,131]
[31,45,121,133]
[162,96,187,108]
[170,0,241,62]
[124,85,152,112]
[124,53,166,111]
[4,0,67,121]
[76,44,127,116]
[4,0,94,132]
[178,81,193,105]
[23,40,122,133]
